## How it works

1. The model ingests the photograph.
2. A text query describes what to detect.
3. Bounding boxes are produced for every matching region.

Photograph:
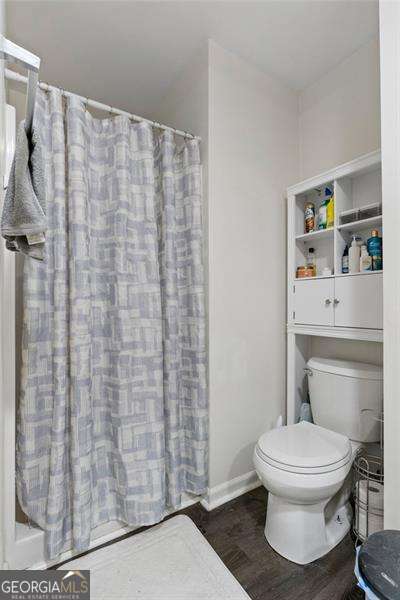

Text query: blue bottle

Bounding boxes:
[342,244,349,273]
[367,229,382,271]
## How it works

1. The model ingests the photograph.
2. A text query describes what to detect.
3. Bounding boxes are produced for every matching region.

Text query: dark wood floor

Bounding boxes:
[57,486,362,599]
[180,487,361,600]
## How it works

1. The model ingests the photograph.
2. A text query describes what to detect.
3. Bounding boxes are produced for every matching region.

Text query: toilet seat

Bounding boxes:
[255,421,352,475]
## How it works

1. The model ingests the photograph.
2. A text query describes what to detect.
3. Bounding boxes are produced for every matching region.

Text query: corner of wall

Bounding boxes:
[201,471,261,512]
[298,35,381,178]
[297,92,303,181]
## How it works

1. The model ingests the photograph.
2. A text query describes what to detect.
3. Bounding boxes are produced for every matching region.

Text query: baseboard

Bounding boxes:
[200,470,261,512]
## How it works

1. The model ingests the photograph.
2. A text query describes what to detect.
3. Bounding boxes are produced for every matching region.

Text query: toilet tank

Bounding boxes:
[306,357,383,443]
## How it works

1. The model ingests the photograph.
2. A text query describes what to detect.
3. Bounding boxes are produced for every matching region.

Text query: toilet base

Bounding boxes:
[265,493,352,565]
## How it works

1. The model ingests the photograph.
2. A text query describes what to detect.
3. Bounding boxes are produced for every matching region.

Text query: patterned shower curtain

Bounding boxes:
[17,89,208,559]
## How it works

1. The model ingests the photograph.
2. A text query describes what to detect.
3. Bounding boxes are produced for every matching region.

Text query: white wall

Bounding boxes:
[310,337,383,366]
[379,0,400,531]
[207,41,298,489]
[299,36,380,179]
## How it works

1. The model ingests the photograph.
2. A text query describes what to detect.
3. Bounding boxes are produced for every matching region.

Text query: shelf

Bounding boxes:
[337,215,382,233]
[295,228,334,242]
[336,270,383,277]
[294,275,334,281]
[287,324,383,343]
[295,271,382,281]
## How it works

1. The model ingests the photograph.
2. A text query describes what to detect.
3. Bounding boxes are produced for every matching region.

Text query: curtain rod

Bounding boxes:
[4,68,201,141]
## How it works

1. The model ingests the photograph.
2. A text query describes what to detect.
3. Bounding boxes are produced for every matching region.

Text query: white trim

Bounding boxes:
[287,324,383,343]
[287,150,381,196]
[0,112,16,571]
[0,36,40,72]
[0,5,6,571]
[200,471,261,512]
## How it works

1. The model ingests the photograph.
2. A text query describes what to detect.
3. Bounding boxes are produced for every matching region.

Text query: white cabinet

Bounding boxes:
[287,151,383,430]
[287,150,383,335]
[294,278,334,326]
[334,274,383,329]
[293,274,382,329]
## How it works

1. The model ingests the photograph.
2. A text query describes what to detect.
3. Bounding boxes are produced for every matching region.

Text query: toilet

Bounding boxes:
[254,357,383,565]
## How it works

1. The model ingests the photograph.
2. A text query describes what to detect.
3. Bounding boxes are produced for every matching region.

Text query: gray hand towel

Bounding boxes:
[1,121,46,260]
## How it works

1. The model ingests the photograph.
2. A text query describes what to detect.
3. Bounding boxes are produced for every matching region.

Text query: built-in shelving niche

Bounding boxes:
[286,150,383,427]
[335,166,382,276]
[289,334,383,424]
[292,162,382,281]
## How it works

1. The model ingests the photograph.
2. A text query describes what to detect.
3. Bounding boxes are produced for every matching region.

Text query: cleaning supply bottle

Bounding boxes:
[306,247,316,276]
[367,229,383,271]
[349,236,361,273]
[318,196,327,229]
[360,244,372,271]
[342,245,349,274]
[299,402,313,423]
[325,188,334,228]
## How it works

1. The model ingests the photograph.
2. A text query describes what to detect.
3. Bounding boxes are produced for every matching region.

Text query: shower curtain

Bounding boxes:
[17,89,207,559]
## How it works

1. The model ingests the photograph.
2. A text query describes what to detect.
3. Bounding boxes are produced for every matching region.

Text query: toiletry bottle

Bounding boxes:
[360,244,372,271]
[367,229,382,271]
[318,196,327,230]
[354,235,363,247]
[342,245,349,274]
[306,247,316,276]
[349,236,360,273]
[304,202,315,233]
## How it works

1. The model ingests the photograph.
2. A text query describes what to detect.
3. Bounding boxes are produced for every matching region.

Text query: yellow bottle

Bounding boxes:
[326,194,334,228]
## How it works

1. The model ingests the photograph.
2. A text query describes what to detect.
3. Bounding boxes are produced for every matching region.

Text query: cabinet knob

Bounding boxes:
[325,298,331,305]
[333,298,340,305]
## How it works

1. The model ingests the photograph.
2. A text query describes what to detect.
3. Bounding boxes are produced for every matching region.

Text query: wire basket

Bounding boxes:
[352,410,384,544]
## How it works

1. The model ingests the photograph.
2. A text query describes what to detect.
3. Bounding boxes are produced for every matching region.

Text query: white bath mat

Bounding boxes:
[59,515,250,600]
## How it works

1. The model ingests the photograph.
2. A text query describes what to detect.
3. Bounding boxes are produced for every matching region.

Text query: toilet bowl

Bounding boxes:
[254,357,383,565]
[254,421,353,564]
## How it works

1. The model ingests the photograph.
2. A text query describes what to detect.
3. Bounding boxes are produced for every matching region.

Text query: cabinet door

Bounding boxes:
[293,278,334,326]
[334,274,383,329]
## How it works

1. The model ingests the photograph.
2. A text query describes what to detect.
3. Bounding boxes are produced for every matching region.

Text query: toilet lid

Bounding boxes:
[256,421,351,471]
